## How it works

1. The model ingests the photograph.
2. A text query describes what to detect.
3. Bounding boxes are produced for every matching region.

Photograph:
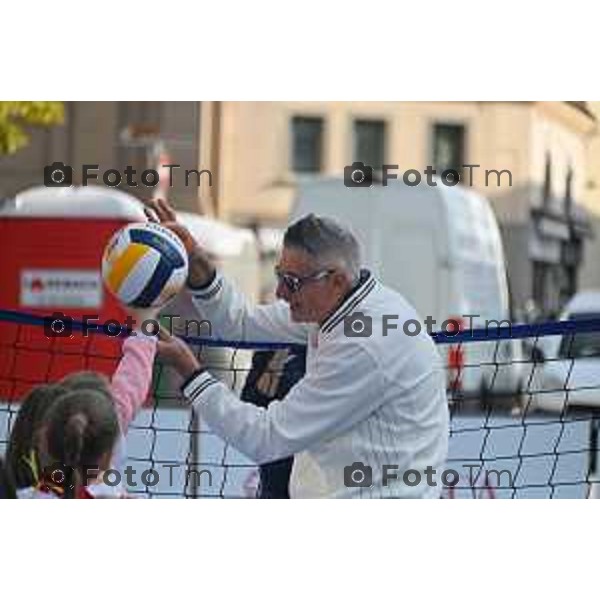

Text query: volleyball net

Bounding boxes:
[1,308,600,499]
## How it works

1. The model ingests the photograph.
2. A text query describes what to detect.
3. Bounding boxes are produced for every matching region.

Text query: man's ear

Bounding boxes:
[332,270,352,291]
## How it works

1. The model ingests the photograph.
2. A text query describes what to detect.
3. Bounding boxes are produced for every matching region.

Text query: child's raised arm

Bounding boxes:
[110,308,159,434]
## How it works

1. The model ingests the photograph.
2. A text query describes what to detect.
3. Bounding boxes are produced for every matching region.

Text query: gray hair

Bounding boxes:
[283,214,361,281]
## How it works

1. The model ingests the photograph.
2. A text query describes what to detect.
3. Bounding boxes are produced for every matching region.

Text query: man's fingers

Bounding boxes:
[144,207,158,223]
[149,197,176,223]
[156,340,170,354]
[142,197,170,223]
[142,198,208,265]
[157,197,178,222]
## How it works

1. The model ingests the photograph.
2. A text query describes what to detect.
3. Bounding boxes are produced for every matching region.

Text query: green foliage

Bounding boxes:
[0,101,64,155]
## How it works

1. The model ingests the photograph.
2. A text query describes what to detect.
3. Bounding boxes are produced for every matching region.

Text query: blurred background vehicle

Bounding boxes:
[291,177,524,402]
[525,289,600,413]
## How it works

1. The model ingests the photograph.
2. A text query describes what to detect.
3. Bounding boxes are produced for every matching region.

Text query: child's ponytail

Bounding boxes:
[62,413,88,499]
[43,389,119,499]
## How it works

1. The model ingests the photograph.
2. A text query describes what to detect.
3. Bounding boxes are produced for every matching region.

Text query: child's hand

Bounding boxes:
[156,328,202,379]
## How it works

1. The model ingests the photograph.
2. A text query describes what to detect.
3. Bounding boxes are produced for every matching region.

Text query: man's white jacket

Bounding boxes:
[182,270,449,498]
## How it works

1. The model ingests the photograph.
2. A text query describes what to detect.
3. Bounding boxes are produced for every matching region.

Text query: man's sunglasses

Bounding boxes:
[275,268,335,293]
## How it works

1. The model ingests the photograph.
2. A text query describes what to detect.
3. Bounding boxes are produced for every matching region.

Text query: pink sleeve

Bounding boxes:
[110,335,157,434]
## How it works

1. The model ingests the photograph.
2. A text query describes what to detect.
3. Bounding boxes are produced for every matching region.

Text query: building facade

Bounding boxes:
[580,101,600,293]
[0,101,205,212]
[1,101,598,317]
[200,101,597,317]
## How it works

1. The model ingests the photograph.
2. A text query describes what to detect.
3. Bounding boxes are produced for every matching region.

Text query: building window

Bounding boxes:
[117,101,163,175]
[543,153,552,205]
[353,119,386,168]
[432,123,465,180]
[291,116,324,173]
[565,166,573,214]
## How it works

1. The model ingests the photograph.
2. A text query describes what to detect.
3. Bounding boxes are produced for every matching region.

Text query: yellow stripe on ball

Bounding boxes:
[105,242,150,293]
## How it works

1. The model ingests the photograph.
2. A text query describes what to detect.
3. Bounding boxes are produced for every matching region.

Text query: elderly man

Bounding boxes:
[150,198,448,498]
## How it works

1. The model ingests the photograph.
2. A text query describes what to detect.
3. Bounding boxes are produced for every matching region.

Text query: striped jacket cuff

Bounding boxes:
[187,271,223,301]
[181,369,220,405]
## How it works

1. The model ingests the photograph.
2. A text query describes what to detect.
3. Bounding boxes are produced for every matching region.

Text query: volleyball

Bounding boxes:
[101,222,189,308]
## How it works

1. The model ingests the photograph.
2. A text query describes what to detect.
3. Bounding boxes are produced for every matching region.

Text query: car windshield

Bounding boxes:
[558,312,600,359]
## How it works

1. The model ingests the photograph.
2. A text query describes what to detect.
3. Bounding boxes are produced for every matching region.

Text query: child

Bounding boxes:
[33,387,121,499]
[63,306,159,438]
[61,315,158,473]
[9,307,158,497]
[5,383,69,491]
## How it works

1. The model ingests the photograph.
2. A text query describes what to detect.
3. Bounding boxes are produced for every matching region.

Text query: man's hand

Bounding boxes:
[143,197,216,288]
[156,328,203,380]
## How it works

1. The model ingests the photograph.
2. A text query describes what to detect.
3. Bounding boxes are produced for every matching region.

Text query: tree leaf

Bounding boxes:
[0,101,64,155]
